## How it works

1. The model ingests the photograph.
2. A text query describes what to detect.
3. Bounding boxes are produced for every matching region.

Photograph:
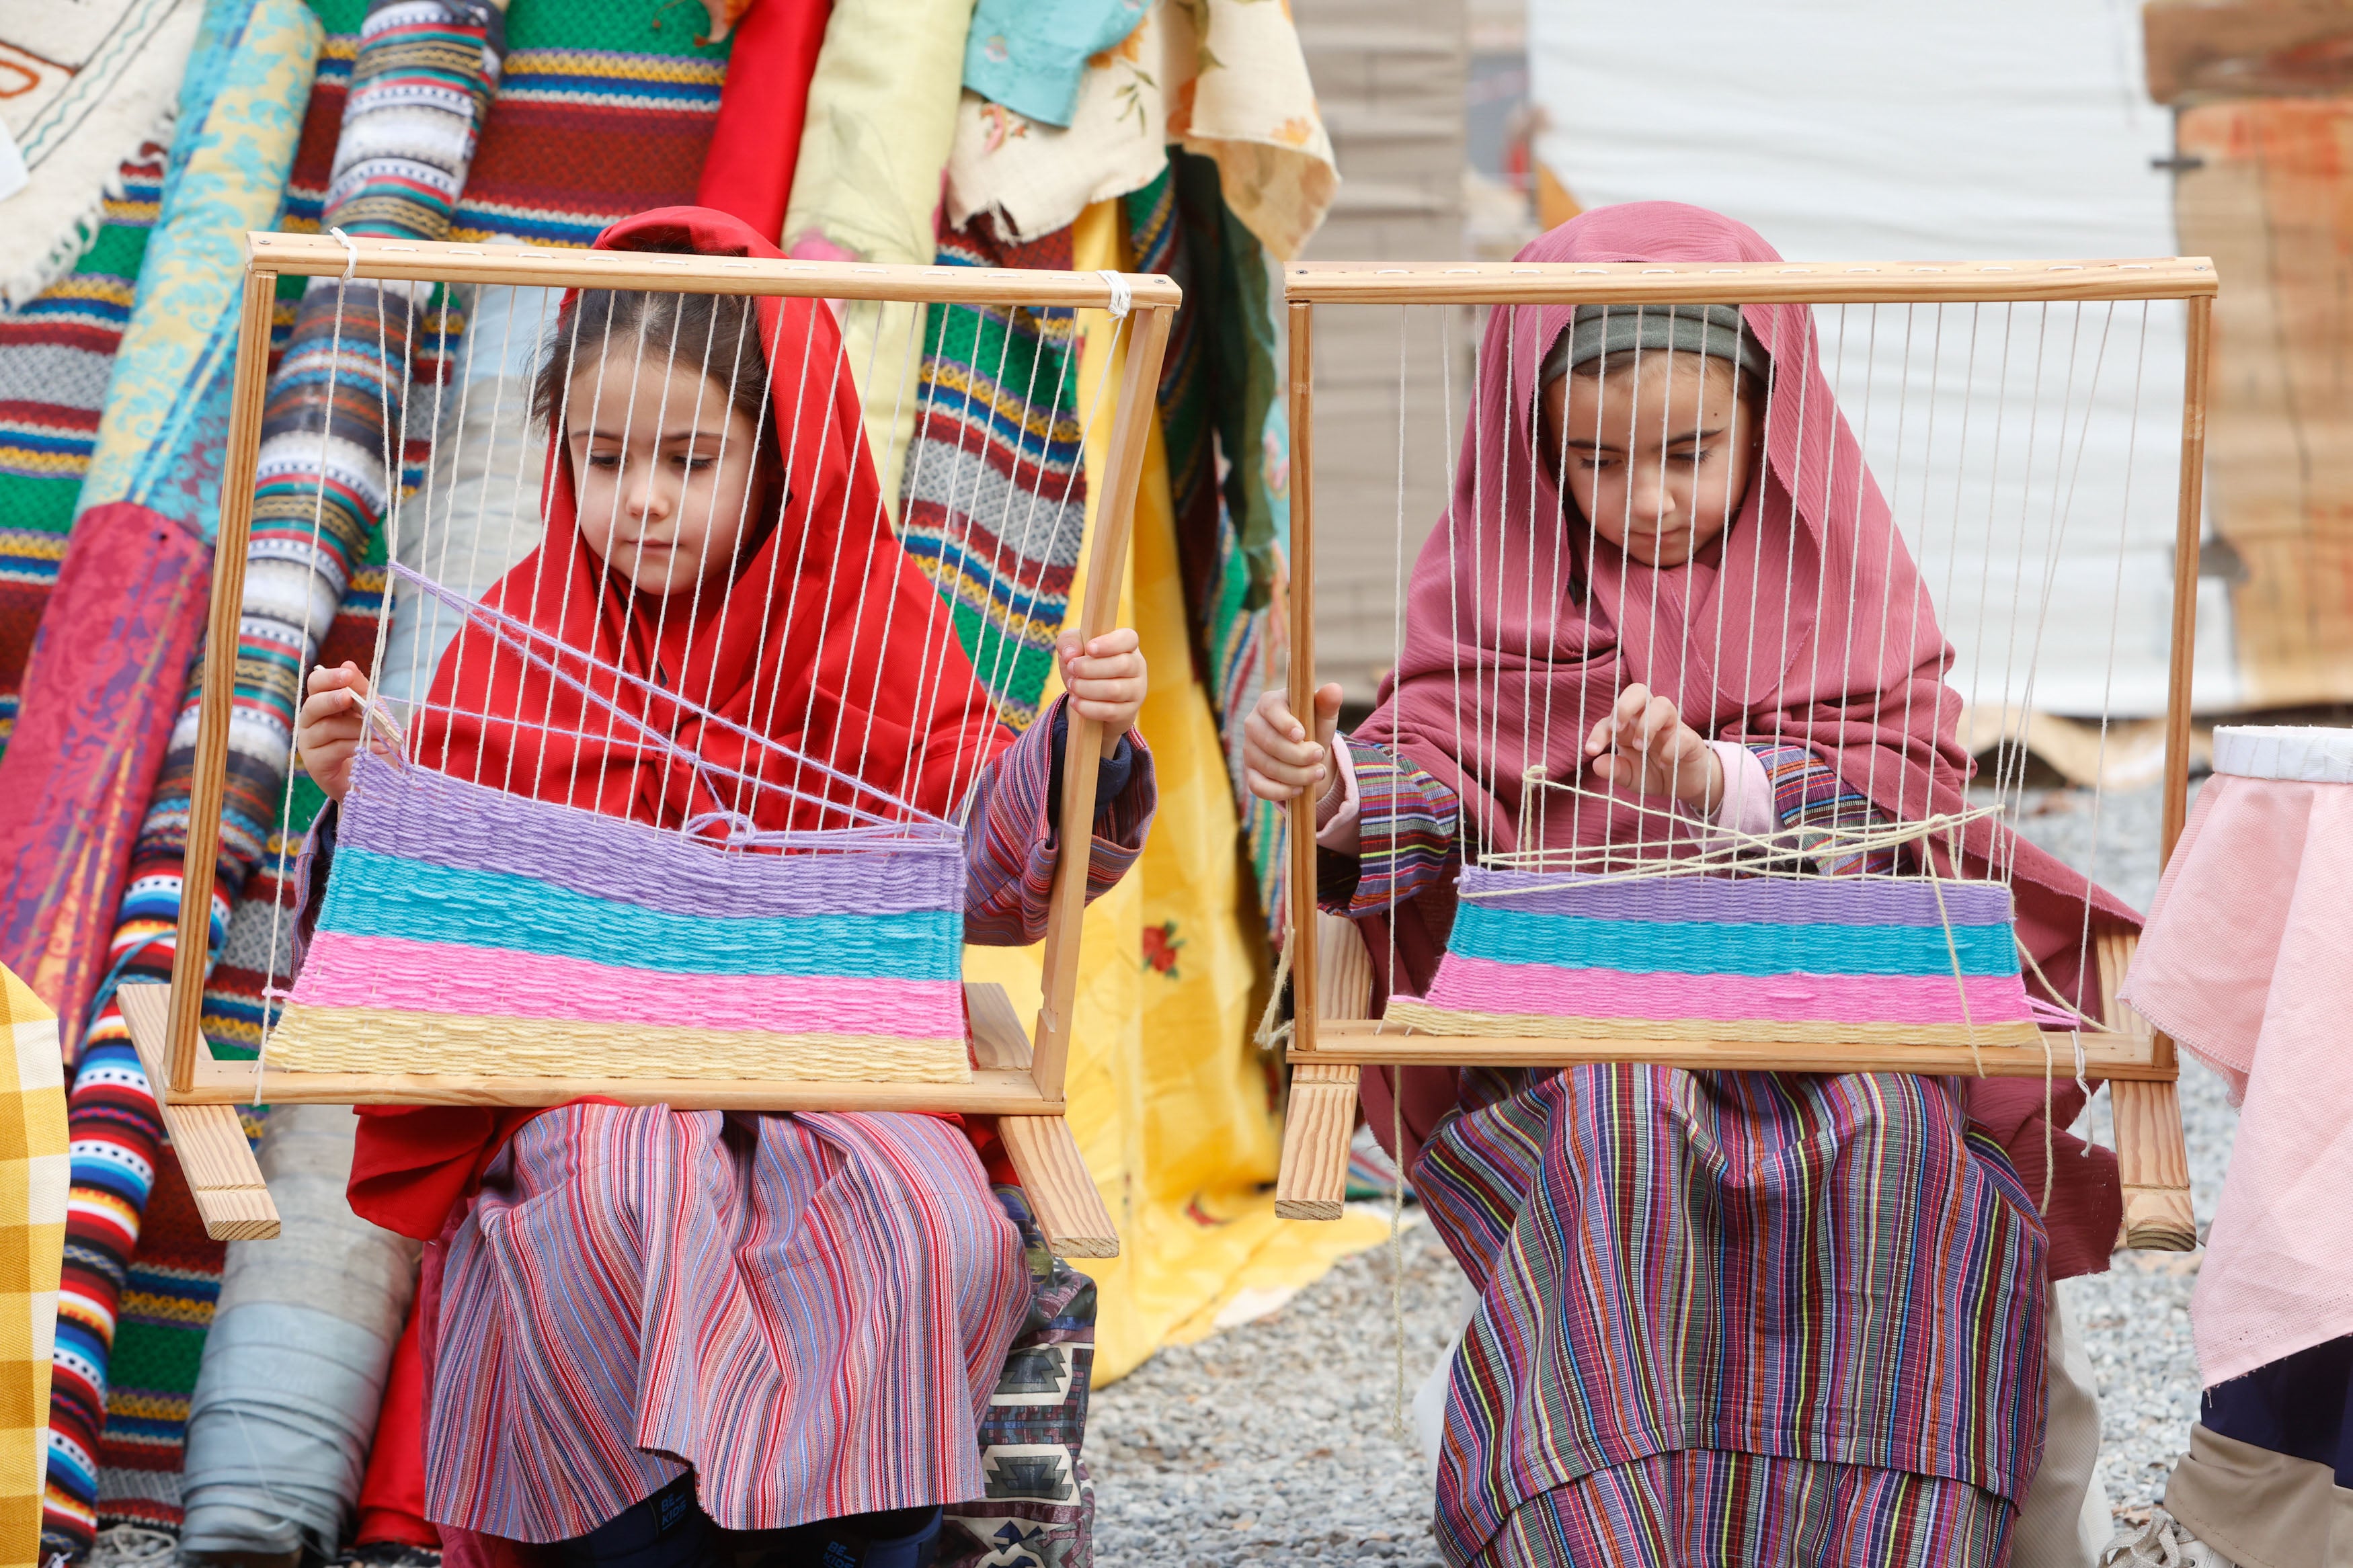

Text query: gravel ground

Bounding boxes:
[2003,778,2236,1524]
[1091,780,2233,1563]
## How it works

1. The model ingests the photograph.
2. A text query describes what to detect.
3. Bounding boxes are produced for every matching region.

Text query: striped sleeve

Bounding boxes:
[962,696,1157,946]
[1753,743,1897,875]
[1316,737,1461,919]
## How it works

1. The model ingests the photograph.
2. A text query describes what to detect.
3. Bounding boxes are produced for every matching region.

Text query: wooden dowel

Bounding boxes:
[1283,257,2219,306]
[1285,302,1322,1054]
[245,233,1182,308]
[2163,294,2212,864]
[1031,303,1174,1100]
[168,268,279,1094]
[1291,1027,2178,1080]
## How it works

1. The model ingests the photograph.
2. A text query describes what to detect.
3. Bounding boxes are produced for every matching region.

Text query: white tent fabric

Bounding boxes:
[1528,0,2244,716]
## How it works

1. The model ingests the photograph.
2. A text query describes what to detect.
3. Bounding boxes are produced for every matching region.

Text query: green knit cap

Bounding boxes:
[1540,302,1766,384]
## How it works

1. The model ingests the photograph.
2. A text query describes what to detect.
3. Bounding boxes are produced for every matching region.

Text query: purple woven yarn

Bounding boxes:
[340,751,963,921]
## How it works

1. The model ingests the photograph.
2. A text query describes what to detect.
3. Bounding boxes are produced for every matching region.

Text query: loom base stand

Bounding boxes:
[120,984,280,1241]
[120,981,1122,1257]
[1275,914,1377,1221]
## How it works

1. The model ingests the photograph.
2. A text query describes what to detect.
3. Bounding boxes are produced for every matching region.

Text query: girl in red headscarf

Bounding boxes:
[1246,203,2137,1567]
[294,208,1156,1567]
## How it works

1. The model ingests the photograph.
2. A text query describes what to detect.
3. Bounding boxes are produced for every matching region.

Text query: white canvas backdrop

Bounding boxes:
[1527,0,2243,716]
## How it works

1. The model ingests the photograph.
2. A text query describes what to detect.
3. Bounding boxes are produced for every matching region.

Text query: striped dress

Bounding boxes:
[1324,737,2046,1568]
[411,703,1153,1542]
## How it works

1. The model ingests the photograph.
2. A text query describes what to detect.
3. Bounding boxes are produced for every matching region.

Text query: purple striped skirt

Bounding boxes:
[1475,1450,2011,1567]
[425,1105,1029,1541]
[1414,1064,2048,1567]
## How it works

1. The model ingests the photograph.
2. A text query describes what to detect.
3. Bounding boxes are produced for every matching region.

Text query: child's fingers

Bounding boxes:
[1311,682,1343,750]
[1616,684,1652,729]
[1638,695,1679,753]
[1243,764,1299,802]
[1246,694,1314,753]
[1063,653,1146,684]
[306,661,368,696]
[298,692,366,734]
[1081,627,1140,659]
[1253,687,1300,737]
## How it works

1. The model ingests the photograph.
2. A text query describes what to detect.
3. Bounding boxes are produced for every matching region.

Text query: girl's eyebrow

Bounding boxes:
[1563,423,1728,451]
[572,426,734,444]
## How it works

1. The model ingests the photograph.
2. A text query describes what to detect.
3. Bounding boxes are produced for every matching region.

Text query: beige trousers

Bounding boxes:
[2169,1423,2353,1568]
[2012,1282,2112,1568]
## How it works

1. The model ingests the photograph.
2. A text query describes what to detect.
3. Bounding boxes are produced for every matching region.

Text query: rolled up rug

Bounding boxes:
[178,1105,422,1562]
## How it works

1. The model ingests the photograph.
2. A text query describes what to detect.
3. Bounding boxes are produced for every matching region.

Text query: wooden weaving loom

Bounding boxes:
[1272,257,2212,1252]
[120,234,1176,1255]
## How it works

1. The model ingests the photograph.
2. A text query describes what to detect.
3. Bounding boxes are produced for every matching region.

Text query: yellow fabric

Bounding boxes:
[967,203,1382,1383]
[782,0,974,518]
[0,968,67,1564]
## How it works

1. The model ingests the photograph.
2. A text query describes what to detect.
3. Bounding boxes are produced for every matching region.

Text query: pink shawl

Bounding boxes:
[1355,202,2130,1276]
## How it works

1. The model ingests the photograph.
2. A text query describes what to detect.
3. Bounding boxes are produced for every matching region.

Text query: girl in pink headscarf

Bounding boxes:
[1245,203,2137,1567]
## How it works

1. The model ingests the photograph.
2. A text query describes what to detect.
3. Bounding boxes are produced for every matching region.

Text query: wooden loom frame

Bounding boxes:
[121,233,1179,1255]
[1271,257,2215,1253]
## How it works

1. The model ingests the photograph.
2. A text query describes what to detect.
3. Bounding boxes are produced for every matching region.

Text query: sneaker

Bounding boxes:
[335,1549,441,1568]
[2100,1511,2237,1568]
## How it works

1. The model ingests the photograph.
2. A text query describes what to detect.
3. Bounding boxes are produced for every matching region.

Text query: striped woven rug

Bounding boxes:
[0,145,166,764]
[898,218,1087,734]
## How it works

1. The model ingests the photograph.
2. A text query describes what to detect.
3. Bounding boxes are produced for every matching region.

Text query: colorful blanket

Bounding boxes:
[784,0,974,513]
[939,1187,1099,1568]
[448,1,727,249]
[0,968,67,1567]
[77,0,322,531]
[0,0,202,309]
[898,218,1088,733]
[0,146,167,765]
[1122,158,1286,928]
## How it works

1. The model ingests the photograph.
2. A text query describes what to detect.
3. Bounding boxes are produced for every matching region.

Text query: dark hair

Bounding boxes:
[530,289,778,481]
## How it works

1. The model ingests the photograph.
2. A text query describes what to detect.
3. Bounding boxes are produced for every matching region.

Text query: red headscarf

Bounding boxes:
[350,207,1012,1237]
[1357,202,2129,1274]
[417,206,1009,834]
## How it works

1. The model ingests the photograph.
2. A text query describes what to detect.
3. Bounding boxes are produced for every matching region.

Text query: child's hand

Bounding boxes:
[296,661,382,803]
[1058,628,1148,759]
[1242,682,1343,803]
[1585,683,1724,814]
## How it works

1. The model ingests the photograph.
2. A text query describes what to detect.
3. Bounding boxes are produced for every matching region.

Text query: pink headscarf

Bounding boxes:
[1355,202,2130,1275]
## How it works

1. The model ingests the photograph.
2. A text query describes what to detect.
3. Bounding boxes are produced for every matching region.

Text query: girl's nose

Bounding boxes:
[1625,466,1677,529]
[627,465,670,523]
